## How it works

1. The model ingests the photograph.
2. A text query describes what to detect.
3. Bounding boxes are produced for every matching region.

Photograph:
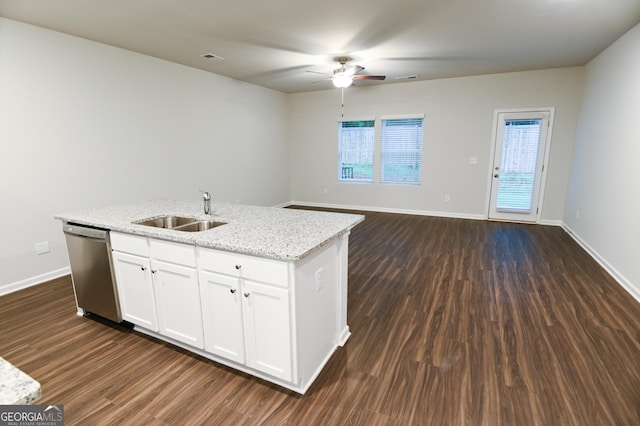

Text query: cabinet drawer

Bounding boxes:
[111,232,149,257]
[198,248,289,287]
[150,239,197,267]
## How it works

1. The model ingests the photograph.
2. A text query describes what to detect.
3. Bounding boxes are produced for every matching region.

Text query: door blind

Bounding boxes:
[496,119,542,212]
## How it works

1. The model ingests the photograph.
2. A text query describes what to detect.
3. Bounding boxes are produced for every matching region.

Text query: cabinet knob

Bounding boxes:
[151,270,157,274]
[235,264,242,270]
[244,292,250,298]
[230,288,237,294]
[141,266,146,271]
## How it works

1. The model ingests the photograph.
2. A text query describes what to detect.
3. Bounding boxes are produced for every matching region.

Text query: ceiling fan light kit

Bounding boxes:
[333,74,353,88]
[314,56,385,89]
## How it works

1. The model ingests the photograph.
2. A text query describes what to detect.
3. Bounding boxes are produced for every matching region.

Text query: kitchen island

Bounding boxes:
[55,200,364,394]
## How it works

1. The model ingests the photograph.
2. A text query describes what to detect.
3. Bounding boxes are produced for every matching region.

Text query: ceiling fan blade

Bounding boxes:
[343,65,364,77]
[306,70,332,76]
[353,75,386,80]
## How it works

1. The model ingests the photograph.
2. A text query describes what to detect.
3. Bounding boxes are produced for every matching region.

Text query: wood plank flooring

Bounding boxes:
[1,210,640,425]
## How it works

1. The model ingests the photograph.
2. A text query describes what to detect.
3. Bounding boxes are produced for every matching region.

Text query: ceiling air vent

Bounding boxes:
[200,53,224,61]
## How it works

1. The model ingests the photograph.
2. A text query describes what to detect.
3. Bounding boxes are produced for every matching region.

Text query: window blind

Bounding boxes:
[380,116,424,184]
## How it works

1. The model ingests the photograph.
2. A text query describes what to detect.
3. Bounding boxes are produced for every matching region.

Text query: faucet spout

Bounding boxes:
[198,189,212,215]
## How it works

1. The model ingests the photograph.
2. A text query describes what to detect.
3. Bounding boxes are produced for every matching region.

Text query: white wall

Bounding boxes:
[563,23,640,300]
[3,16,635,300]
[288,68,584,221]
[0,18,289,291]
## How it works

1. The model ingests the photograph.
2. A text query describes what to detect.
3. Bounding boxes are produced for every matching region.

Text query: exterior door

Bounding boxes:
[488,110,551,223]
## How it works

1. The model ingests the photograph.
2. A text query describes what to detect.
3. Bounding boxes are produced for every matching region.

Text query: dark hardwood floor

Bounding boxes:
[1,210,640,425]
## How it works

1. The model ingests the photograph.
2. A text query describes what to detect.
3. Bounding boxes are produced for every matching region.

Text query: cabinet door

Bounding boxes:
[242,280,292,381]
[152,260,204,349]
[112,251,158,331]
[198,271,245,363]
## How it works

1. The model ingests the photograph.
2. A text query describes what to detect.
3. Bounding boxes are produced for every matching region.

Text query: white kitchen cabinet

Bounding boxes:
[198,271,245,363]
[111,251,158,331]
[198,249,292,382]
[111,232,203,348]
[241,279,292,381]
[152,260,204,349]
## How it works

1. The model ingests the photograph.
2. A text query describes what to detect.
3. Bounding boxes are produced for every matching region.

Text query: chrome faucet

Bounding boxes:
[198,189,212,215]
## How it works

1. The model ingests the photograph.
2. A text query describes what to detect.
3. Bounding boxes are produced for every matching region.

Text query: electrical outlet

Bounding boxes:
[444,194,451,202]
[576,210,580,220]
[469,156,478,165]
[323,188,328,195]
[35,241,50,255]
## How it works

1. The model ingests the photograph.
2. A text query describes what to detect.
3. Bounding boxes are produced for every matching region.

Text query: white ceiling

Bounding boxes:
[1,0,639,93]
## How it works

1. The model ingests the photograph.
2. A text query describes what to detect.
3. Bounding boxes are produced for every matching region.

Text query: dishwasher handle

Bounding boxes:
[63,223,109,240]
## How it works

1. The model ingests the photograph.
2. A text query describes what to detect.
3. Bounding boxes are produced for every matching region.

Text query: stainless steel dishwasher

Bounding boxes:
[62,222,122,322]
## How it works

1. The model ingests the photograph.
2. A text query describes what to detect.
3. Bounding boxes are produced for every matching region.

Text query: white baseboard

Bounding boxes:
[338,327,351,347]
[0,267,70,297]
[272,201,292,208]
[562,223,640,304]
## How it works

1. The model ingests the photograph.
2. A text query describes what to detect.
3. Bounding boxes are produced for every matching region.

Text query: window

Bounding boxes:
[338,120,375,182]
[380,115,424,184]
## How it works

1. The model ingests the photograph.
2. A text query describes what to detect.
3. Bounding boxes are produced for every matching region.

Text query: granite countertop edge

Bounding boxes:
[55,200,365,262]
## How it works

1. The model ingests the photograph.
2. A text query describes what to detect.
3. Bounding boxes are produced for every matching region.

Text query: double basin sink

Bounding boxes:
[134,215,226,232]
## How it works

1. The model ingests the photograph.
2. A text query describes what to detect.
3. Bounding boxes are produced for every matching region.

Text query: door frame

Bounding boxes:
[484,107,555,223]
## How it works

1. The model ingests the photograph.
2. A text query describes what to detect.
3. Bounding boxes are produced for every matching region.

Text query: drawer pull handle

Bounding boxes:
[244,292,250,298]
[230,288,237,294]
[235,264,242,270]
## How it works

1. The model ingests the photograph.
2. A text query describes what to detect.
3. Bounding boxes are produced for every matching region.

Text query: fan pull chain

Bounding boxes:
[341,87,345,118]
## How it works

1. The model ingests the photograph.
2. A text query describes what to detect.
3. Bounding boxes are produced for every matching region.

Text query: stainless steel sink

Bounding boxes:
[135,216,196,229]
[134,216,226,232]
[175,220,225,232]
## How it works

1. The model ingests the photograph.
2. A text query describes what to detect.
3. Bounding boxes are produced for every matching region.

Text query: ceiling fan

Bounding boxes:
[309,56,386,88]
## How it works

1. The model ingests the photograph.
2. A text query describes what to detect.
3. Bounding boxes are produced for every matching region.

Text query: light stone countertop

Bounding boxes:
[0,357,41,405]
[54,200,365,261]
